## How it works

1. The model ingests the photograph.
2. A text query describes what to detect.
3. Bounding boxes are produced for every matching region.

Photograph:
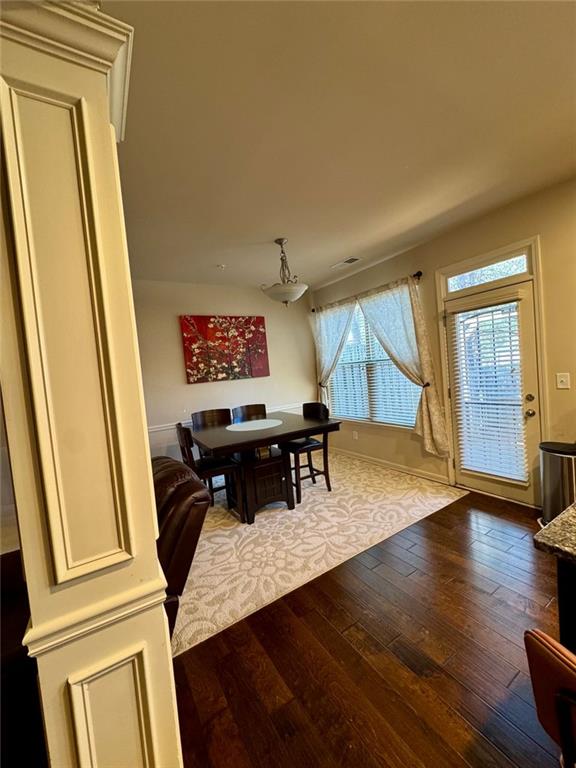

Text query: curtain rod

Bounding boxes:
[311,270,423,312]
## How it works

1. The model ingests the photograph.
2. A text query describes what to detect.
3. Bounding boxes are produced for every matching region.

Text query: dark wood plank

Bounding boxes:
[173,659,215,768]
[301,609,471,768]
[344,557,531,672]
[249,601,406,768]
[407,518,557,585]
[271,698,340,768]
[328,563,457,664]
[343,621,519,768]
[444,650,558,756]
[173,491,559,768]
[220,622,293,713]
[388,636,558,768]
[216,652,295,768]
[284,580,357,634]
[508,670,537,708]
[373,536,502,594]
[407,538,554,606]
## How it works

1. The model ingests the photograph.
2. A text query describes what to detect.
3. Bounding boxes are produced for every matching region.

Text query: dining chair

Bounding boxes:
[176,422,245,521]
[190,408,232,459]
[281,402,332,504]
[524,628,576,767]
[191,407,232,431]
[232,403,267,423]
[232,403,280,460]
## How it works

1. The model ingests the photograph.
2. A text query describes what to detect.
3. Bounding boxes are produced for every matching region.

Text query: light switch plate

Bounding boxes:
[556,373,571,389]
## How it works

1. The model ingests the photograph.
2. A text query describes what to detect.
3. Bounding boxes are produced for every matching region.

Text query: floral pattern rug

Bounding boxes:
[172,452,467,657]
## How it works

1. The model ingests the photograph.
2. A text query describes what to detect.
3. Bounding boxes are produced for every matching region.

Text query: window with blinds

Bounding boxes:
[449,301,528,482]
[328,305,421,427]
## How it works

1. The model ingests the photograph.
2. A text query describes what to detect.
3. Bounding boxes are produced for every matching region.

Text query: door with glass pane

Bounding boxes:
[445,282,541,506]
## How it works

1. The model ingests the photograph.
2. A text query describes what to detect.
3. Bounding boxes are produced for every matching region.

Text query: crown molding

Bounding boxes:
[0,1,133,139]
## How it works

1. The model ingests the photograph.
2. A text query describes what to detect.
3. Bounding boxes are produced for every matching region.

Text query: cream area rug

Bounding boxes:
[171,452,467,657]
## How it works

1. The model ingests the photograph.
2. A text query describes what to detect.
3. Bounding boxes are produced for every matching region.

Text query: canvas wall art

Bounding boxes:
[179,315,270,384]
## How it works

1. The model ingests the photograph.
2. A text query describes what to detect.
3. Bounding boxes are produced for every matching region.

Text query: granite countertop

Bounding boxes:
[534,503,576,563]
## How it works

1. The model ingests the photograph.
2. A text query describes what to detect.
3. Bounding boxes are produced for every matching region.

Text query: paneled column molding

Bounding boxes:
[1,3,183,765]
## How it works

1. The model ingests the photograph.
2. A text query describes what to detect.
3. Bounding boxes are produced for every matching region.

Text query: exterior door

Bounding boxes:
[445,281,542,506]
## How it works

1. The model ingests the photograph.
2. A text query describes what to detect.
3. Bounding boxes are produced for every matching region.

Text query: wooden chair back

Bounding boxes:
[191,408,231,431]
[232,404,267,423]
[303,402,329,420]
[176,422,196,468]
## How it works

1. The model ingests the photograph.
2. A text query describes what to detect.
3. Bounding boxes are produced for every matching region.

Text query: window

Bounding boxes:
[447,254,527,293]
[328,305,421,426]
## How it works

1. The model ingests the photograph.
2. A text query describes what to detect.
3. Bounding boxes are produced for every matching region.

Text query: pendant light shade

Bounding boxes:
[262,238,308,306]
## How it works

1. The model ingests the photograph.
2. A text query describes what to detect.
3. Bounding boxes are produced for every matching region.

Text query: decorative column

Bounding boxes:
[1,3,183,765]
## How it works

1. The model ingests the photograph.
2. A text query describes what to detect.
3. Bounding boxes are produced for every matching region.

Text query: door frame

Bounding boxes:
[435,235,550,505]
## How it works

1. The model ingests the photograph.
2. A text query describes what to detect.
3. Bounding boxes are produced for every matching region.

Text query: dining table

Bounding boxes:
[189,410,342,523]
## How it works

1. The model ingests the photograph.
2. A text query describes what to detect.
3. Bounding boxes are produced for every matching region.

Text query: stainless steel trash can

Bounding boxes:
[540,442,576,524]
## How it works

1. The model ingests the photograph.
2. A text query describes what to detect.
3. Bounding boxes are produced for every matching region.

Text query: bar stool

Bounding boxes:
[281,402,332,504]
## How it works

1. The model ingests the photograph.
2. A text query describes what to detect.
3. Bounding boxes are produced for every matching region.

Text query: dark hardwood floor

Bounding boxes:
[173,491,560,768]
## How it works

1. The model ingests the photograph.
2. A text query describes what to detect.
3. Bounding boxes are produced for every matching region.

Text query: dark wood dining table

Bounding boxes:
[189,411,342,523]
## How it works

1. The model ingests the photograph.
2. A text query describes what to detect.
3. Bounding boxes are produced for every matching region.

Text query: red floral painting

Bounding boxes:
[179,315,270,384]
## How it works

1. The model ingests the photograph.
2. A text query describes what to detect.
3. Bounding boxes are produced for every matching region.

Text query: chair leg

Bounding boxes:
[224,473,232,508]
[294,453,302,504]
[309,452,316,483]
[323,438,332,492]
[207,476,215,505]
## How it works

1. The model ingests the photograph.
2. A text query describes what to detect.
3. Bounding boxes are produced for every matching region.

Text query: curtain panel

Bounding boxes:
[313,277,449,457]
[310,302,355,404]
[358,277,448,457]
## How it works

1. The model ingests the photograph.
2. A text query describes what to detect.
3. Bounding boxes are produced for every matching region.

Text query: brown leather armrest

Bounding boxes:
[152,456,211,618]
[525,629,576,748]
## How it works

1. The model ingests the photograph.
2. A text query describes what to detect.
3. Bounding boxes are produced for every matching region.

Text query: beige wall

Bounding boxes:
[132,280,317,455]
[313,178,576,482]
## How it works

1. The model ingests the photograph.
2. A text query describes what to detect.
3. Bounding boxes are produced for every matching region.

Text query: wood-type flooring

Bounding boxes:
[174,491,560,768]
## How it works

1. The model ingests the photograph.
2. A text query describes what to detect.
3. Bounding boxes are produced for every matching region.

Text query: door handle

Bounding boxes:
[525,409,536,418]
[526,393,535,402]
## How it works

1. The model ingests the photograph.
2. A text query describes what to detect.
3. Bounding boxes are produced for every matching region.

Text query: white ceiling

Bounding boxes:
[105,1,576,288]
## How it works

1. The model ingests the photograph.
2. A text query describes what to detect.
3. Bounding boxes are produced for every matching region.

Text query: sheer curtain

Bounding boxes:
[310,302,355,404]
[358,277,449,457]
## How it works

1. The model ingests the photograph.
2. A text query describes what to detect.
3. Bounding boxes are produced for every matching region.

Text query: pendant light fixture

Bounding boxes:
[262,238,308,306]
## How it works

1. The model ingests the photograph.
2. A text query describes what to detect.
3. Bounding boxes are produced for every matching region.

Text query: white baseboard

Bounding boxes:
[330,446,451,486]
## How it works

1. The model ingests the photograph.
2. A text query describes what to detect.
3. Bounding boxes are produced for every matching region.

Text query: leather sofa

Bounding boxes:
[152,456,211,636]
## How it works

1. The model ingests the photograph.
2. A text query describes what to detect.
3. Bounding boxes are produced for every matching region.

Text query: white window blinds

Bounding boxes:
[328,305,421,427]
[449,301,528,482]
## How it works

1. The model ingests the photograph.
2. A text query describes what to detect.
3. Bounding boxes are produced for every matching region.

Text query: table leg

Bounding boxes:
[282,448,295,510]
[241,456,256,524]
[557,558,576,653]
